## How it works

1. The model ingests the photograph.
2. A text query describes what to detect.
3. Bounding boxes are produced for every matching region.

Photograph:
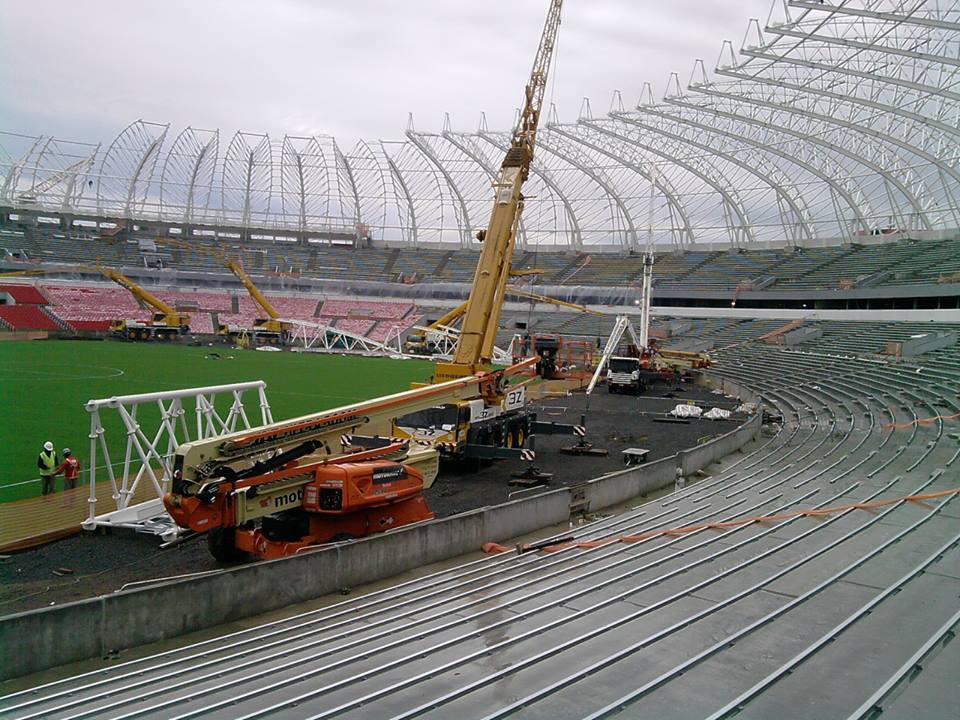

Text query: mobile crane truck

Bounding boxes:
[218,258,292,345]
[99,267,191,341]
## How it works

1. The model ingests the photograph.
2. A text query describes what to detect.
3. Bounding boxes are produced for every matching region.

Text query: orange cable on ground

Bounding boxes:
[884,412,960,430]
[481,487,960,555]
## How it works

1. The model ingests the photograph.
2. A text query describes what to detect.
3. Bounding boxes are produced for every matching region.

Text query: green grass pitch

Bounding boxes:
[0,340,436,502]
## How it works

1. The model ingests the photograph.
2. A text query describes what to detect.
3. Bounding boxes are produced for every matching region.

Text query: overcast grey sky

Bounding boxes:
[0,0,773,147]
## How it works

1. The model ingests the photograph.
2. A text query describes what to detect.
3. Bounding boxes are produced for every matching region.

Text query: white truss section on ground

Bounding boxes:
[0,1,956,248]
[82,381,273,539]
[411,322,514,364]
[284,318,406,355]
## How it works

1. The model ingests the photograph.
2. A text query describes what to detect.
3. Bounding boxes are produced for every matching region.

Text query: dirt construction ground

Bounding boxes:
[0,378,749,615]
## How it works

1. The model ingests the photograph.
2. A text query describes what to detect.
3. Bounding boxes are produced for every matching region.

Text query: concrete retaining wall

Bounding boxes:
[0,385,758,680]
[581,456,678,511]
[0,488,573,680]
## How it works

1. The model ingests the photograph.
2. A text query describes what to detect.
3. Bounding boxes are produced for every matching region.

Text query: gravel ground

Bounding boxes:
[0,377,746,615]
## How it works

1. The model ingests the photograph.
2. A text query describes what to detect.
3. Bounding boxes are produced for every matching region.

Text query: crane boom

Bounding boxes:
[98,266,179,316]
[226,259,281,320]
[435,0,563,382]
[505,287,605,317]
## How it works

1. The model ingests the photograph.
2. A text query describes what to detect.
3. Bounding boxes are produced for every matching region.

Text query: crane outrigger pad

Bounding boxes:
[558,442,609,457]
[509,467,554,486]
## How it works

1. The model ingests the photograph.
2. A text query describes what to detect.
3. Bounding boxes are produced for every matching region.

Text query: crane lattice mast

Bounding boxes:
[435,0,563,382]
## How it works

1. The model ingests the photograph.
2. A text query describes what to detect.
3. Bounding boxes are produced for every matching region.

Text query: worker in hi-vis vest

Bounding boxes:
[55,448,81,491]
[38,441,59,496]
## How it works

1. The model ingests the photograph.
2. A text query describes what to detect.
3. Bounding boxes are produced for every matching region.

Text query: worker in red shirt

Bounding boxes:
[55,448,82,491]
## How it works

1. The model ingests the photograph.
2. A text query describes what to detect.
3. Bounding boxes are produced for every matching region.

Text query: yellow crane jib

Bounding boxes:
[227,259,281,321]
[435,0,563,384]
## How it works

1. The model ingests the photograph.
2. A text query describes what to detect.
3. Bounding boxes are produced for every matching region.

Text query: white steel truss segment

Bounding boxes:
[381,142,420,247]
[537,129,638,251]
[658,90,874,236]
[280,135,359,235]
[0,134,44,203]
[765,21,960,69]
[459,120,576,251]
[746,2,960,107]
[788,1,960,33]
[739,45,960,107]
[405,130,474,247]
[159,127,219,225]
[222,131,273,231]
[476,130,584,251]
[610,108,816,243]
[588,117,756,246]
[58,147,101,213]
[547,123,693,250]
[715,57,960,138]
[97,120,169,219]
[278,134,358,235]
[82,381,273,538]
[441,130,530,250]
[17,139,101,213]
[334,142,364,239]
[387,137,471,247]
[658,91,910,232]
[284,317,405,355]
[674,83,960,224]
[410,127,500,251]
[346,140,417,247]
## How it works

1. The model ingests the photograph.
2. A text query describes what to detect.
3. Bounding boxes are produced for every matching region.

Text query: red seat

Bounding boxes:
[0,305,60,330]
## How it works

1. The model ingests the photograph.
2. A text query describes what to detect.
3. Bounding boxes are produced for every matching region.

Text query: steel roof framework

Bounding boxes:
[0,0,956,249]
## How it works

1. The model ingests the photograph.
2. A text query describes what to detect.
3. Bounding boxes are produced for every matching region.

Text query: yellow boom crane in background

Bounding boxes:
[219,258,291,344]
[405,287,603,358]
[434,0,564,383]
[98,266,191,340]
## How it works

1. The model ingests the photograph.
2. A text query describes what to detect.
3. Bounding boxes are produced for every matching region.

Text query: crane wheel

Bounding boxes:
[207,527,245,563]
[513,427,525,448]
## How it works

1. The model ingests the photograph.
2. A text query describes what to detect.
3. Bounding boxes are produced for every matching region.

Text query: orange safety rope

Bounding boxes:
[884,412,960,430]
[481,487,960,555]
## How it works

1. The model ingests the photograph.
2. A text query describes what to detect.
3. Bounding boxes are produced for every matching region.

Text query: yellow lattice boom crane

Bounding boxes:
[434,0,564,383]
[220,258,291,344]
[98,266,191,340]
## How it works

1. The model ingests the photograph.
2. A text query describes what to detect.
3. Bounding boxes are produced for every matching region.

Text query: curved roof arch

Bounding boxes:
[0,0,956,249]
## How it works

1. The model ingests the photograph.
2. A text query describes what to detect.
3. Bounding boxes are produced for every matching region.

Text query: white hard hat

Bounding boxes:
[43,441,54,451]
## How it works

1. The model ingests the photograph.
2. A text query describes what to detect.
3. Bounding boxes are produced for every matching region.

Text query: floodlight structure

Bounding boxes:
[0,1,956,249]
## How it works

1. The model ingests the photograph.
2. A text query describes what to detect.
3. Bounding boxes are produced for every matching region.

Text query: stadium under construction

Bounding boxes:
[1,1,959,718]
